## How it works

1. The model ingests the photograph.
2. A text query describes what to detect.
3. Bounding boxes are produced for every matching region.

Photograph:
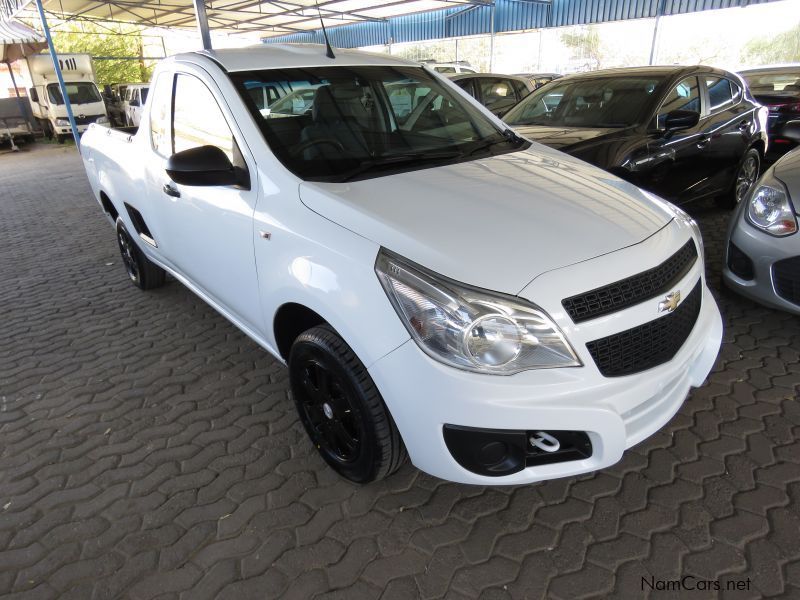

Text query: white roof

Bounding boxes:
[190,44,417,71]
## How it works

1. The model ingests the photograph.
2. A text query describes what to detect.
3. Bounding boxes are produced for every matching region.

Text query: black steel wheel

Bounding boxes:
[115,218,166,290]
[289,325,406,483]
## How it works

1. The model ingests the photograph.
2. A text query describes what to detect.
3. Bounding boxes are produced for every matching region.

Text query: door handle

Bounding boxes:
[162,183,180,198]
[696,135,710,149]
[738,120,749,132]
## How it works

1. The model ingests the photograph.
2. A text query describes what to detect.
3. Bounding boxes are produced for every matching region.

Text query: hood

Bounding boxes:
[774,147,800,193]
[510,125,626,152]
[299,147,674,295]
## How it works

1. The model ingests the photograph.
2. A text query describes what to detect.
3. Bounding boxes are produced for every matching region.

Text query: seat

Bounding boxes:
[300,84,370,161]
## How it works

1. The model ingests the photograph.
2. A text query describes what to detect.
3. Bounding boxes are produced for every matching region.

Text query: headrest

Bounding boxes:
[313,83,368,124]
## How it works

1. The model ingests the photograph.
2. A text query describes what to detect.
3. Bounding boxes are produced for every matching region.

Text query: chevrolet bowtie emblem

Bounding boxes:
[658,290,681,313]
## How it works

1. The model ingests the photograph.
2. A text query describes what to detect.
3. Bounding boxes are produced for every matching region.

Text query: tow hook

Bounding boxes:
[529,431,561,453]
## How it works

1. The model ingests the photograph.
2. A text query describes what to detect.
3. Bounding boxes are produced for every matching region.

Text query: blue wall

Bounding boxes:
[264,0,780,48]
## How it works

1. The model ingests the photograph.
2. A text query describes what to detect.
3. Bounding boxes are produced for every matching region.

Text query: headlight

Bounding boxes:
[375,249,581,375]
[746,176,797,236]
[96,116,109,125]
[54,119,70,127]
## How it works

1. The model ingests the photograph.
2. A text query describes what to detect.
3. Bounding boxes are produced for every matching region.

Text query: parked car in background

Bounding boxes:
[739,65,800,160]
[420,59,475,74]
[102,84,126,127]
[450,73,535,116]
[122,83,149,127]
[515,72,562,89]
[504,66,768,208]
[79,45,721,485]
[724,121,800,313]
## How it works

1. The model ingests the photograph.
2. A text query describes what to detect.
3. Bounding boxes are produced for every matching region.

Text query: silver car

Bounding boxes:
[724,121,800,313]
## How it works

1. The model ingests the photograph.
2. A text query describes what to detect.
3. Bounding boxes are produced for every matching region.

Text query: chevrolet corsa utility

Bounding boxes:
[80,45,723,484]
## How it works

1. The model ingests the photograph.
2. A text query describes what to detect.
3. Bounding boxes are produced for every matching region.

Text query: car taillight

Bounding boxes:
[768,102,800,113]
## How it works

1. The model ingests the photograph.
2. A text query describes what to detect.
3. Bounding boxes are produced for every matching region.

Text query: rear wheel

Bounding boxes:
[289,325,406,483]
[115,219,166,290]
[718,147,760,209]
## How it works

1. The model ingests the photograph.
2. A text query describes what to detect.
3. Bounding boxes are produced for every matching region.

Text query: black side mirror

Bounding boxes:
[781,120,800,143]
[129,99,140,107]
[664,109,700,131]
[166,145,241,187]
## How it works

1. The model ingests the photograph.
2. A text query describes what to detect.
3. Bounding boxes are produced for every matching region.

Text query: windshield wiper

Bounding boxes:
[337,150,464,182]
[466,129,527,157]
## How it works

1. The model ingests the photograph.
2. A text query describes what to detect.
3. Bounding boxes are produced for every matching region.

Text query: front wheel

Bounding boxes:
[115,219,166,290]
[718,147,760,209]
[289,325,407,483]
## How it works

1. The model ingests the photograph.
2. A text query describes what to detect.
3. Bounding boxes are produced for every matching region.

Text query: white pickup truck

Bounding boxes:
[80,45,723,485]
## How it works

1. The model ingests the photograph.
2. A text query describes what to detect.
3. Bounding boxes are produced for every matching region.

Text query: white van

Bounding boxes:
[23,53,108,142]
[122,83,149,126]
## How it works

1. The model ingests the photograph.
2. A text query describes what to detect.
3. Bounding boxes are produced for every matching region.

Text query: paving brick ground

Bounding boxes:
[1,143,798,599]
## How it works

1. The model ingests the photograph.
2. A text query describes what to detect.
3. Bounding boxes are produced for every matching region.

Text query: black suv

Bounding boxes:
[504,66,768,207]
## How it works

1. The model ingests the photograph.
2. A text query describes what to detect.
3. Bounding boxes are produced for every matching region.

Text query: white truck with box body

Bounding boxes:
[23,53,108,142]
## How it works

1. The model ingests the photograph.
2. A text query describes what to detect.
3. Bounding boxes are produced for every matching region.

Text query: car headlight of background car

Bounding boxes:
[96,116,109,125]
[54,119,70,127]
[746,173,797,237]
[375,250,580,375]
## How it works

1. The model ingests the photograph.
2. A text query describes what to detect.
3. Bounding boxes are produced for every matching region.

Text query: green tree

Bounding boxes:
[561,26,602,70]
[741,21,800,66]
[52,22,153,86]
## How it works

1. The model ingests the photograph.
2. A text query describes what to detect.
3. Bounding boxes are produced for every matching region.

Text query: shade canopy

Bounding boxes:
[5,0,480,37]
[0,18,46,62]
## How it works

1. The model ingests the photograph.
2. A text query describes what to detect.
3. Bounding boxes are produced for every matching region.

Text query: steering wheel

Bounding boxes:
[291,138,346,157]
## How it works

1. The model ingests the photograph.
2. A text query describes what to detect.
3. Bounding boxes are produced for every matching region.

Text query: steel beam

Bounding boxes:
[34,0,81,148]
[192,0,211,49]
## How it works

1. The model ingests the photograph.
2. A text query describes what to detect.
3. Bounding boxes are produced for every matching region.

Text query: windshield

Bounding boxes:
[742,70,800,92]
[46,82,102,105]
[505,76,665,128]
[230,65,525,182]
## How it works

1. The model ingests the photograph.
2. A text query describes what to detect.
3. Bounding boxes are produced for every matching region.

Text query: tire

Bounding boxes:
[56,134,66,144]
[115,219,166,290]
[717,147,760,209]
[289,325,407,483]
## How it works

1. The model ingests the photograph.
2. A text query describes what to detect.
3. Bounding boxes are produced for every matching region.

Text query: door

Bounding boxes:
[146,69,263,333]
[644,76,708,203]
[698,75,751,195]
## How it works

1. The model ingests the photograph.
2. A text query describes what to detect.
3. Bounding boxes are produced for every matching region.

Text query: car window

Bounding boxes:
[705,76,735,112]
[149,73,173,157]
[506,76,663,128]
[657,77,700,128]
[435,66,456,73]
[455,78,476,98]
[742,70,800,92]
[230,65,516,182]
[173,73,236,162]
[141,88,149,104]
[478,78,517,110]
[385,82,432,125]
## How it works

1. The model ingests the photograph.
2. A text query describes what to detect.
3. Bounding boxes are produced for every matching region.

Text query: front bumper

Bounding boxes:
[369,282,722,485]
[723,210,800,315]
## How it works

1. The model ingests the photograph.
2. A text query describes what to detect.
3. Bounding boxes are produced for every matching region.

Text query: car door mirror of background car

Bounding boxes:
[166,145,247,188]
[781,120,800,143]
[664,109,701,131]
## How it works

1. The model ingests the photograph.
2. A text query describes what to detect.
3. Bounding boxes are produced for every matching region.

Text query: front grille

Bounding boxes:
[727,241,754,280]
[73,115,102,125]
[586,281,702,377]
[773,256,800,305]
[562,239,697,323]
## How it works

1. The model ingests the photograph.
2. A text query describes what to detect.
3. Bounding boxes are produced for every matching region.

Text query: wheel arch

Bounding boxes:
[273,302,328,362]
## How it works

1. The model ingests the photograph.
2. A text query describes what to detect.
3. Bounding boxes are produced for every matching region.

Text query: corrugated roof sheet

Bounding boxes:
[264,0,781,48]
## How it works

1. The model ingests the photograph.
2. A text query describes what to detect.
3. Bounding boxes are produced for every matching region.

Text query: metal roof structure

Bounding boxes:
[0,16,44,61]
[263,0,785,48]
[1,0,489,36]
